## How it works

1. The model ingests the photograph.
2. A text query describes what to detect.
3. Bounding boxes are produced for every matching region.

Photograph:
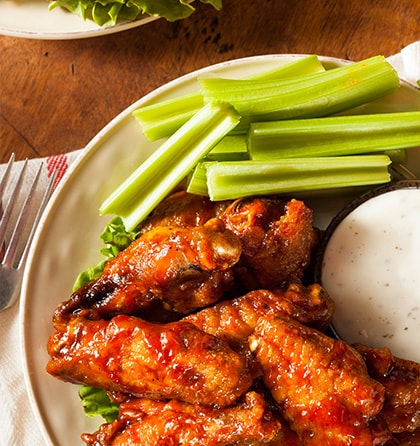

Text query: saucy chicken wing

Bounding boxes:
[184,282,334,351]
[53,218,241,329]
[139,190,230,233]
[81,391,283,446]
[220,197,318,289]
[354,343,420,434]
[47,315,254,407]
[249,315,387,445]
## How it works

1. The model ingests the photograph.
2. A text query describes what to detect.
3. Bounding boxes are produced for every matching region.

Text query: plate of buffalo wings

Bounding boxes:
[20,55,420,446]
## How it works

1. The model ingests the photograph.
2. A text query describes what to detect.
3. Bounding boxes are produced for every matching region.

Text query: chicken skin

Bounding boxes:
[140,192,318,290]
[220,197,318,289]
[139,190,231,233]
[353,343,420,434]
[81,391,283,446]
[47,315,254,407]
[53,218,242,329]
[184,282,334,351]
[249,315,386,445]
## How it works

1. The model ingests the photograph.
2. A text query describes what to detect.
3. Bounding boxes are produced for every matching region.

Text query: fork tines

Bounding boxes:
[0,153,56,269]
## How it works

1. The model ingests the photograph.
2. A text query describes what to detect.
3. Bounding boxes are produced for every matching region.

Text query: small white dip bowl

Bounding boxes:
[317,180,420,362]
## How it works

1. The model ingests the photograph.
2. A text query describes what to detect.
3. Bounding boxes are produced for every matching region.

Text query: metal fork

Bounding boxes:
[0,153,56,311]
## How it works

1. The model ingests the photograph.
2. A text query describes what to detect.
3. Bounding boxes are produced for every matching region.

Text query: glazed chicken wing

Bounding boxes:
[47,315,254,407]
[53,218,241,329]
[139,190,231,233]
[353,343,420,434]
[81,391,283,446]
[220,197,318,289]
[139,193,318,290]
[184,282,334,351]
[249,315,387,445]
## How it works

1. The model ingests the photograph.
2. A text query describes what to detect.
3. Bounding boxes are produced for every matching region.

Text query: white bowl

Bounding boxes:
[317,180,420,363]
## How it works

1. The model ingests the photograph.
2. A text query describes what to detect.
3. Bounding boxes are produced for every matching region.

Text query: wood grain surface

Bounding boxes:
[0,0,419,162]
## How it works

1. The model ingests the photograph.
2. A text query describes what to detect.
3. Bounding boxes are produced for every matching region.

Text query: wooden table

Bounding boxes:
[1,0,419,163]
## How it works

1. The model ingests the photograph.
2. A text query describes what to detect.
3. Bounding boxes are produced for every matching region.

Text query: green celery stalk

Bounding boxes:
[207,135,249,160]
[133,55,325,141]
[199,56,400,121]
[248,111,420,159]
[187,161,211,196]
[187,136,248,195]
[133,91,204,142]
[100,102,240,230]
[205,155,391,200]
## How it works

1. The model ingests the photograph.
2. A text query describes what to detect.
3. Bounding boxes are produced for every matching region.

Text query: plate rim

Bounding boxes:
[0,3,158,40]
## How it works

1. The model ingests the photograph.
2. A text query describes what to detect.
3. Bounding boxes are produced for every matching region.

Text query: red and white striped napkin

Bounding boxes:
[0,41,419,446]
[0,149,82,446]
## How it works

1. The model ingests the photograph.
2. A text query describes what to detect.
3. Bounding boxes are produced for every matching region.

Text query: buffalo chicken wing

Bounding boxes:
[81,391,283,446]
[354,343,420,434]
[220,197,318,289]
[249,315,387,445]
[184,282,334,351]
[53,218,242,329]
[47,315,254,407]
[139,190,230,233]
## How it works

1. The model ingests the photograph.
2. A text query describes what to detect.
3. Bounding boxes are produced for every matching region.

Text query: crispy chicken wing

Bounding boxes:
[139,190,230,233]
[47,315,254,407]
[184,282,334,351]
[249,315,386,445]
[354,343,420,434]
[81,391,283,446]
[220,197,318,289]
[140,193,318,290]
[53,218,241,329]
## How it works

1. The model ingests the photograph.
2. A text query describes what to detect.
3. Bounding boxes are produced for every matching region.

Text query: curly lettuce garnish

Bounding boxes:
[49,0,222,27]
[79,385,120,423]
[72,216,138,292]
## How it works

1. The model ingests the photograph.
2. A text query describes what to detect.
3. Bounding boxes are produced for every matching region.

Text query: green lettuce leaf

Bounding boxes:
[49,0,222,27]
[79,385,120,423]
[72,216,138,291]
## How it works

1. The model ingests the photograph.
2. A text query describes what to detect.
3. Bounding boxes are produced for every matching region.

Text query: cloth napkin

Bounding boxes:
[0,151,82,446]
[386,40,420,87]
[0,42,419,446]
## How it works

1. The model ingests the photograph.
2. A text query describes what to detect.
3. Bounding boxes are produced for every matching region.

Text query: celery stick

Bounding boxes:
[248,111,420,159]
[205,155,391,200]
[199,56,399,121]
[133,55,325,141]
[133,92,204,142]
[207,135,248,160]
[100,102,240,230]
[187,137,248,195]
[249,55,325,80]
[186,161,210,196]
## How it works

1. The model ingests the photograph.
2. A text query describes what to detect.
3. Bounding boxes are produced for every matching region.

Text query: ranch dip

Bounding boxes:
[321,185,420,362]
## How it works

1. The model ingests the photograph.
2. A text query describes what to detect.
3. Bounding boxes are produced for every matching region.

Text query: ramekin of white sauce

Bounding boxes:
[317,180,420,362]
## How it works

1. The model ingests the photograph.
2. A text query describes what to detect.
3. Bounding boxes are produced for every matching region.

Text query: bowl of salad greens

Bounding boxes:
[0,0,221,40]
[20,54,420,445]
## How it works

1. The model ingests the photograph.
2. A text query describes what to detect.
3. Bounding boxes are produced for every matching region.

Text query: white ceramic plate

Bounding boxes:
[20,55,420,445]
[0,0,157,40]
